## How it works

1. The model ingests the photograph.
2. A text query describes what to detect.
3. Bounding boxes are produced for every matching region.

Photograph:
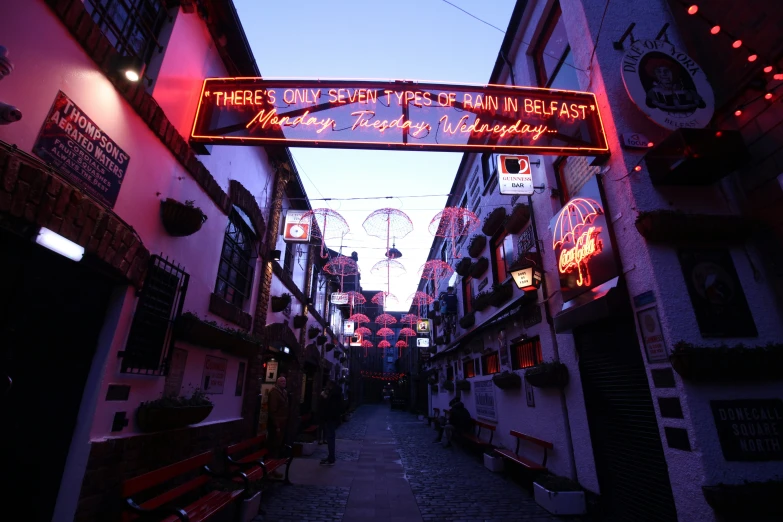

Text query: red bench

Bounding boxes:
[461,420,496,449]
[495,430,553,472]
[225,434,293,484]
[122,451,247,522]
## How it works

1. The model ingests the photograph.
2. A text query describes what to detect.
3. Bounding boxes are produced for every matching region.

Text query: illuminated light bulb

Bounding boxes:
[647,142,654,148]
[748,54,758,62]
[734,109,743,116]
[765,93,773,100]
[715,131,723,137]
[764,66,773,73]
[710,25,720,35]
[634,165,642,172]
[687,5,698,15]
[732,40,742,49]
[775,74,783,80]
[125,69,140,82]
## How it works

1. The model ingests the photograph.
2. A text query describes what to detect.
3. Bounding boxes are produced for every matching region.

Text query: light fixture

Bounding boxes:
[710,25,720,35]
[765,93,773,100]
[687,5,698,15]
[270,249,281,261]
[747,54,758,62]
[634,165,642,172]
[36,227,84,261]
[510,265,543,292]
[764,66,773,73]
[775,74,783,80]
[734,109,743,116]
[114,55,145,83]
[732,40,743,49]
[282,346,290,354]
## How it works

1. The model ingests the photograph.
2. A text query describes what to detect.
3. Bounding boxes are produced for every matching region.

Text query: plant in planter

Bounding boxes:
[459,312,476,329]
[455,257,472,276]
[293,314,307,329]
[488,282,514,307]
[316,335,328,346]
[430,384,439,393]
[534,474,586,516]
[669,341,783,381]
[308,326,320,339]
[442,380,455,392]
[504,203,531,234]
[467,234,487,258]
[160,198,208,237]
[525,362,569,388]
[492,371,522,390]
[176,312,261,357]
[482,207,507,236]
[455,379,470,391]
[472,291,491,311]
[136,388,213,432]
[270,293,292,312]
[325,342,335,352]
[469,256,489,278]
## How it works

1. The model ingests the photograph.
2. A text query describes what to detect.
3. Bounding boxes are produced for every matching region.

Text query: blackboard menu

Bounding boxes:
[711,399,783,461]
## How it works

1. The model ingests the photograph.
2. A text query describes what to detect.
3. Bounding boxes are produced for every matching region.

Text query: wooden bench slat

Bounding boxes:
[302,425,318,433]
[160,490,244,522]
[495,448,546,470]
[237,449,268,464]
[123,451,213,497]
[138,475,211,512]
[510,430,554,449]
[461,434,491,446]
[474,420,496,431]
[227,435,266,456]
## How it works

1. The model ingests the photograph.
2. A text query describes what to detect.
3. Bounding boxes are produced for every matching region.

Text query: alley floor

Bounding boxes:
[253,404,575,522]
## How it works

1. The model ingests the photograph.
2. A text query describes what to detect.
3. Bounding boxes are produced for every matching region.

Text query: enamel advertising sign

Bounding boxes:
[499,155,534,195]
[191,79,608,155]
[283,209,312,242]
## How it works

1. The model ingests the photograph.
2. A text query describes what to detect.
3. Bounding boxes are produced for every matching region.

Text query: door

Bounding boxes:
[574,315,677,522]
[0,228,114,522]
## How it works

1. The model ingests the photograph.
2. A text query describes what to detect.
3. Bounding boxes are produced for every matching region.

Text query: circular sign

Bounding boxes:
[289,224,305,238]
[621,39,714,130]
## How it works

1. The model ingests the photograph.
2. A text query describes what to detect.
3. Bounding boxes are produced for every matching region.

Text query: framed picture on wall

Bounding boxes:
[524,376,535,407]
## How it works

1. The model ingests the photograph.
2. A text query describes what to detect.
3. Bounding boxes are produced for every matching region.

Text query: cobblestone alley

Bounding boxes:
[254,405,574,522]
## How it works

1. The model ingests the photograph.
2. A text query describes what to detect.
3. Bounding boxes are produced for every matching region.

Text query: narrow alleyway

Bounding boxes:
[254,405,573,522]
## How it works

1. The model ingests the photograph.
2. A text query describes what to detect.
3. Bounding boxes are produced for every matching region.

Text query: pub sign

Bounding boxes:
[711,399,783,461]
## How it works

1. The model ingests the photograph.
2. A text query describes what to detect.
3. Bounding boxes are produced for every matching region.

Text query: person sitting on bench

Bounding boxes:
[433,398,472,448]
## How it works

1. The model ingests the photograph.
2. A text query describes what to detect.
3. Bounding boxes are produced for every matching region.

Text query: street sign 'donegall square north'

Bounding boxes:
[191,78,608,155]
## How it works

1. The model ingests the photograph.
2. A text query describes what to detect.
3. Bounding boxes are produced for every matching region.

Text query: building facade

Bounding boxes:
[0,1,348,520]
[424,1,783,521]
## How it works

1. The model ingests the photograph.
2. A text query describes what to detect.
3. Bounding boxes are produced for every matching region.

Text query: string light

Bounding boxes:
[765,93,773,100]
[710,25,720,35]
[748,54,758,62]
[734,109,743,117]
[732,40,742,49]
[687,4,699,15]
[633,165,642,172]
[764,66,773,73]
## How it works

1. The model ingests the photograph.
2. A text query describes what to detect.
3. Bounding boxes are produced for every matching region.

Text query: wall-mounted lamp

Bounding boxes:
[270,249,281,261]
[114,54,145,83]
[36,227,84,261]
[282,346,290,354]
[510,265,543,292]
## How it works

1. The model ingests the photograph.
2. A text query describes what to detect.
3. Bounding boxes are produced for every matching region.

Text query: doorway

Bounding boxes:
[574,314,677,522]
[0,227,115,522]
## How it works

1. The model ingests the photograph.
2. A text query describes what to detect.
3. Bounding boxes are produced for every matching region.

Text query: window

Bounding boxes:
[283,243,295,277]
[84,0,169,80]
[463,359,476,378]
[215,208,257,308]
[555,156,599,206]
[511,337,543,370]
[533,3,579,91]
[491,231,515,283]
[446,365,454,382]
[481,152,497,185]
[482,352,500,375]
[462,276,473,315]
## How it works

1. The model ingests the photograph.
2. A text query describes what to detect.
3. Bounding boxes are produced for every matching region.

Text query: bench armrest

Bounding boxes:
[125,498,189,522]
[204,465,251,491]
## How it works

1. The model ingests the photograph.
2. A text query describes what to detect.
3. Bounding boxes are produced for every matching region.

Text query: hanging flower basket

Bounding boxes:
[702,480,783,519]
[504,204,531,234]
[489,282,514,307]
[442,381,455,392]
[316,335,328,346]
[468,235,487,258]
[669,342,783,382]
[472,291,491,311]
[469,257,489,278]
[456,379,470,391]
[160,198,208,237]
[325,343,335,352]
[293,315,307,329]
[525,362,569,388]
[175,313,260,357]
[455,257,472,276]
[482,207,507,236]
[635,211,753,243]
[492,371,522,390]
[136,389,213,433]
[459,312,476,329]
[430,384,439,392]
[308,326,320,339]
[270,293,291,312]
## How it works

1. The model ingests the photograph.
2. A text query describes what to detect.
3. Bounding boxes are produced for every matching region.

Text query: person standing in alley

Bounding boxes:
[316,383,329,445]
[267,376,289,458]
[320,380,342,466]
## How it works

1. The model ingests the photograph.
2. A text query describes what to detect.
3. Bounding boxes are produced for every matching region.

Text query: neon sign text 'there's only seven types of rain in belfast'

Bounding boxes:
[190,79,609,155]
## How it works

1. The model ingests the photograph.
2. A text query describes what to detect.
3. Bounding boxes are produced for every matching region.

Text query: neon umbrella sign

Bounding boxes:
[552,198,604,288]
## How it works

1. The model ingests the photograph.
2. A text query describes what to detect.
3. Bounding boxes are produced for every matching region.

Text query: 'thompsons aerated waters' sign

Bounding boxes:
[191,78,608,155]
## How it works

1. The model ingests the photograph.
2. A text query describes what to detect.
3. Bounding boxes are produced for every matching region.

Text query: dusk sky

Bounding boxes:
[235,0,517,310]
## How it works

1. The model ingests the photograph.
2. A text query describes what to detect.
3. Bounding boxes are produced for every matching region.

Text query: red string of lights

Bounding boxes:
[360,371,406,381]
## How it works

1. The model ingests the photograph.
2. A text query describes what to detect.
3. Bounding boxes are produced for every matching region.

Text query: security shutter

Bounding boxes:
[575,317,677,522]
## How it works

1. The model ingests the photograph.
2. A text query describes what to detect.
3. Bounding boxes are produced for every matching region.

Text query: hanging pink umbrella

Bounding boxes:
[395,339,408,357]
[300,208,350,258]
[363,208,414,297]
[374,313,398,326]
[361,339,374,355]
[400,314,420,327]
[324,256,359,292]
[344,290,366,316]
[409,290,435,317]
[378,340,391,349]
[429,207,480,258]
[399,327,417,337]
[349,313,370,324]
[371,291,398,309]
[377,327,395,337]
[552,198,603,249]
[355,326,372,336]
[419,260,454,298]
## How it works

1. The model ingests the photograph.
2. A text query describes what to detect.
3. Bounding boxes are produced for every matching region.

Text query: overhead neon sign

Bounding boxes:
[190,78,609,155]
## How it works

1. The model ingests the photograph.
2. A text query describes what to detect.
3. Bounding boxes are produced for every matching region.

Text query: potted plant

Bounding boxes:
[293,314,307,328]
[469,257,489,278]
[325,342,335,352]
[308,326,320,339]
[270,293,291,312]
[160,198,208,237]
[136,388,213,432]
[239,482,263,522]
[488,281,514,307]
[534,474,586,515]
[669,342,783,381]
[504,203,531,234]
[525,362,569,388]
[482,207,507,236]
[472,291,491,311]
[456,379,470,391]
[317,334,328,346]
[492,371,522,390]
[175,312,261,357]
[459,312,476,329]
[468,234,487,258]
[455,257,472,276]
[484,451,504,472]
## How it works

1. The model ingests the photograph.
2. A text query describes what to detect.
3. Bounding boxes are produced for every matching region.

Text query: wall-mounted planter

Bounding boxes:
[525,363,569,388]
[308,326,320,339]
[469,257,489,278]
[325,343,335,352]
[635,211,752,243]
[459,312,476,329]
[489,282,514,307]
[492,371,521,390]
[239,490,262,522]
[702,481,783,519]
[482,207,507,236]
[670,342,783,382]
[472,291,491,311]
[175,313,259,357]
[504,204,531,234]
[160,198,208,237]
[455,257,472,276]
[442,381,455,392]
[270,293,291,312]
[293,315,307,329]
[136,404,213,433]
[468,235,487,258]
[316,335,328,346]
[455,379,470,391]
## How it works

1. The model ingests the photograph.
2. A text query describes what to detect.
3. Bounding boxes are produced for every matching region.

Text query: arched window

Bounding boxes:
[215,206,258,307]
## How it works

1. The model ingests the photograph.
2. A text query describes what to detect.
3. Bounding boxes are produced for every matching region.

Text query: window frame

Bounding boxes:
[481,351,501,376]
[462,275,473,315]
[511,337,543,370]
[215,209,257,309]
[490,230,514,284]
[481,152,497,187]
[463,359,476,378]
[533,2,570,89]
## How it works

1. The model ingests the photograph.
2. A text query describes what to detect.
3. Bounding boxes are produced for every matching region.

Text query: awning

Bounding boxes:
[553,276,627,333]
